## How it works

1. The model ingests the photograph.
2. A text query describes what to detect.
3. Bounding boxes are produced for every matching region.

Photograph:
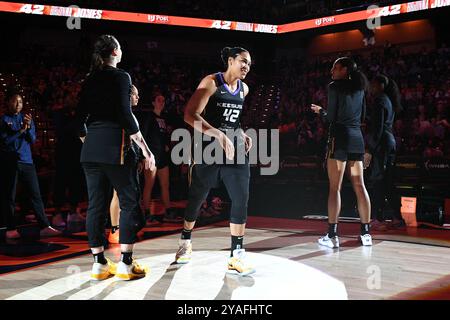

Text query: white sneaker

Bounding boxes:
[227,249,255,276]
[175,239,192,264]
[318,234,339,248]
[360,234,373,246]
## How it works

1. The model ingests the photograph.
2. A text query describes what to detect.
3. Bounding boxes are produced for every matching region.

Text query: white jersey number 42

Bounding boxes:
[223,109,240,123]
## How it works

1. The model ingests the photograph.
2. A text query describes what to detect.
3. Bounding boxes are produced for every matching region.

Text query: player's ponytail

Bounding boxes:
[335,57,368,92]
[89,34,120,74]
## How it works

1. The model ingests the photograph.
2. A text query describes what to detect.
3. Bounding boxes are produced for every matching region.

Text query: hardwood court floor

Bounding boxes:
[1,217,449,300]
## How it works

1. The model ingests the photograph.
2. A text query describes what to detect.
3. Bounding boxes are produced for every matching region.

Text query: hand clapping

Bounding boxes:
[23,113,32,129]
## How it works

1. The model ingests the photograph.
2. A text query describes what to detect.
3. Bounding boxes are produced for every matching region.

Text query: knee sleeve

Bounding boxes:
[227,179,249,225]
[230,205,248,224]
[184,184,210,222]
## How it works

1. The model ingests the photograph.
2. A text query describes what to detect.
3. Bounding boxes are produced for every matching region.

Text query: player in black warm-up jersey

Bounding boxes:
[174,47,255,276]
[311,57,372,248]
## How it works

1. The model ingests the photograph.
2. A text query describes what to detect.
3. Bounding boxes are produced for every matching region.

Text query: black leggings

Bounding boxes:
[82,161,144,247]
[184,163,250,224]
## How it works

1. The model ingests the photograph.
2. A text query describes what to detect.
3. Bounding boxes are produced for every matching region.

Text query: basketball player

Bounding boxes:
[174,47,255,276]
[311,57,372,248]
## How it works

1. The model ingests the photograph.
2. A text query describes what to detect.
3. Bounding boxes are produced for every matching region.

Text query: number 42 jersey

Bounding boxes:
[203,72,245,132]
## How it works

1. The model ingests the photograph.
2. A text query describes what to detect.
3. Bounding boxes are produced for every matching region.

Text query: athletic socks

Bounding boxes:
[361,223,370,235]
[327,222,370,237]
[111,225,119,234]
[93,252,107,265]
[231,235,244,257]
[121,252,133,265]
[181,228,192,240]
[328,223,338,238]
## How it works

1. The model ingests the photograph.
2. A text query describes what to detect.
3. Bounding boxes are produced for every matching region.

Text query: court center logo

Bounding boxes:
[7,252,348,300]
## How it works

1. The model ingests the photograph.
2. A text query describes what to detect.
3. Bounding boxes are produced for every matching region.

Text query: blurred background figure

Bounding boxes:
[0,89,61,239]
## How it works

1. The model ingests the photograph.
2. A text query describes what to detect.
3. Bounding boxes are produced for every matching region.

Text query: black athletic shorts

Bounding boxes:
[329,149,364,162]
[327,136,364,162]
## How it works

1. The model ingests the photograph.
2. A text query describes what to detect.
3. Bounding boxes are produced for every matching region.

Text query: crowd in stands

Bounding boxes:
[1,41,449,199]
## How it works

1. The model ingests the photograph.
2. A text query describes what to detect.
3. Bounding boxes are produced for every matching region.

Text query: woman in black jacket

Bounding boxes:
[365,74,404,230]
[76,35,155,281]
[311,57,372,248]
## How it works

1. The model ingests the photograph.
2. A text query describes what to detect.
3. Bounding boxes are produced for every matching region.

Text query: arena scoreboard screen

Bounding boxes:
[0,0,449,34]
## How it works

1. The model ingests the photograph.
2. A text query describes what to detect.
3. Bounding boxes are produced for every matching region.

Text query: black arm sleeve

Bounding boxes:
[115,72,139,135]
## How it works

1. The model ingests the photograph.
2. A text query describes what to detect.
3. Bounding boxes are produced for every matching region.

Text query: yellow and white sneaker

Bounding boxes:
[115,260,149,281]
[175,239,192,264]
[227,249,255,276]
[91,258,116,280]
